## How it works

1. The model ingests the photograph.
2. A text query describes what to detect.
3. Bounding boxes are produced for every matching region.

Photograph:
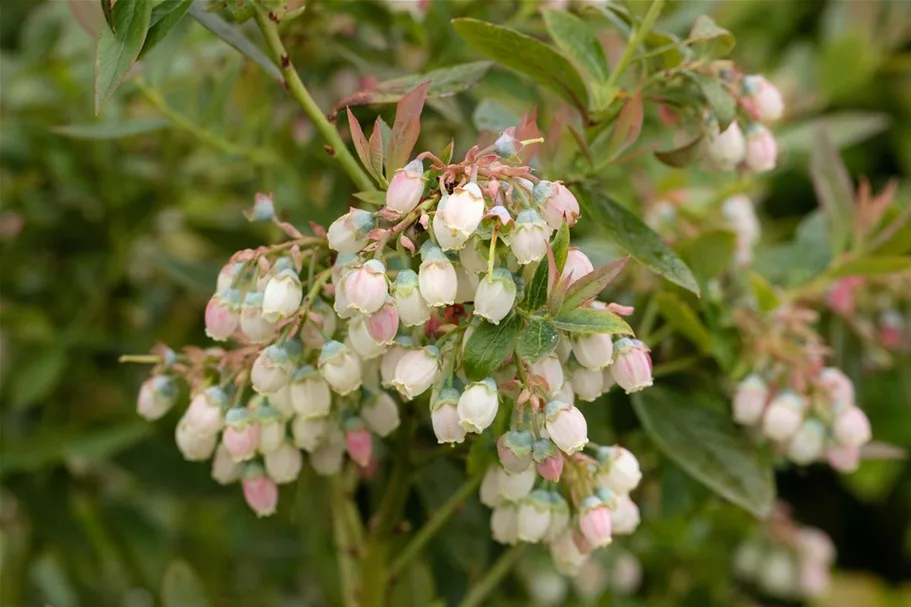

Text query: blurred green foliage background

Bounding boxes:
[1,1,909,606]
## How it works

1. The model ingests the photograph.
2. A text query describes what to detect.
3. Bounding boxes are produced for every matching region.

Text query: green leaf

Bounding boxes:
[352,190,386,206]
[776,112,890,156]
[679,230,736,287]
[100,0,115,33]
[188,3,281,81]
[810,127,854,256]
[10,347,67,410]
[542,9,609,82]
[749,272,780,312]
[688,72,736,130]
[654,135,704,168]
[369,120,385,184]
[386,81,430,177]
[51,118,169,140]
[560,257,629,313]
[139,0,192,58]
[581,191,700,295]
[339,62,491,107]
[451,18,589,112]
[472,98,520,132]
[515,319,559,362]
[155,253,219,295]
[688,15,735,58]
[389,560,438,606]
[632,388,775,518]
[463,315,521,381]
[524,222,570,310]
[162,560,208,607]
[655,292,713,355]
[551,309,632,334]
[94,0,153,114]
[829,256,911,278]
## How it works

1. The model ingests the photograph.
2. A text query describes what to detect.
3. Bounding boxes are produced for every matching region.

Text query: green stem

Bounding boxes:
[652,355,702,378]
[388,473,483,580]
[456,545,526,607]
[603,0,667,92]
[253,10,375,192]
[329,475,362,607]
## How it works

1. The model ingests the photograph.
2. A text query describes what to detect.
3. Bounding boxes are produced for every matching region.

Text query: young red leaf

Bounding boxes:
[606,92,644,162]
[385,80,431,178]
[559,257,630,314]
[547,273,573,316]
[347,108,376,181]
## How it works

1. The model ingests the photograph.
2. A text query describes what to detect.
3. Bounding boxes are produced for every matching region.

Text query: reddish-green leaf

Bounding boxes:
[369,119,385,185]
[386,80,430,178]
[559,256,629,313]
[810,127,854,256]
[654,135,703,168]
[347,108,376,181]
[605,92,643,162]
[552,308,632,334]
[547,274,573,316]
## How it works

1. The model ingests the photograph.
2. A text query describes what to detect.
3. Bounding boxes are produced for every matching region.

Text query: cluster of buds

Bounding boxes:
[734,505,835,601]
[481,443,643,576]
[134,129,654,524]
[519,547,641,605]
[732,305,872,472]
[704,72,783,174]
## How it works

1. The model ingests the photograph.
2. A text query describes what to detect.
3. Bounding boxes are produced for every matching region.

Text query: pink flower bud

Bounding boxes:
[440,182,485,239]
[733,374,768,425]
[596,446,642,493]
[610,494,640,535]
[826,276,863,316]
[175,420,217,461]
[348,316,387,360]
[242,467,278,517]
[610,338,653,393]
[392,271,431,327]
[289,366,332,419]
[365,298,399,345]
[457,378,500,433]
[264,442,303,484]
[706,119,746,171]
[741,75,784,122]
[385,159,424,215]
[560,248,593,285]
[497,465,537,502]
[205,288,241,341]
[223,407,261,462]
[517,489,553,543]
[818,367,855,411]
[240,293,277,344]
[490,503,519,545]
[744,124,777,173]
[344,260,388,315]
[573,332,614,371]
[795,527,836,564]
[533,438,563,482]
[184,387,227,435]
[327,208,374,253]
[344,420,373,468]
[798,562,830,598]
[418,245,458,307]
[251,345,292,395]
[318,340,363,396]
[529,355,565,397]
[826,443,860,473]
[430,388,467,444]
[549,529,588,576]
[510,209,552,265]
[211,443,243,485]
[787,419,826,465]
[474,269,517,325]
[832,406,871,447]
[761,391,806,442]
[571,367,604,402]
[216,262,243,292]
[578,496,613,548]
[262,268,303,322]
[534,180,580,229]
[479,466,503,508]
[497,430,534,473]
[545,400,588,455]
[392,346,440,399]
[137,376,178,421]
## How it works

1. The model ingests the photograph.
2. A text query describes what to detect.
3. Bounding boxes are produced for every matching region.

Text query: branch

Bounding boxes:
[603,0,667,93]
[456,544,526,607]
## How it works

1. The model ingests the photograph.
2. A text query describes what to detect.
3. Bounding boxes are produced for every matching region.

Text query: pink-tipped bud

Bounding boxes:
[826,276,863,316]
[344,260,388,315]
[578,496,613,548]
[216,261,243,292]
[418,244,458,307]
[510,209,552,265]
[573,332,614,371]
[457,378,499,433]
[474,269,517,325]
[251,345,292,395]
[430,388,467,444]
[826,444,860,473]
[318,340,363,396]
[361,391,400,437]
[344,419,373,468]
[262,268,303,322]
[529,355,565,397]
[497,430,534,473]
[205,288,241,341]
[832,406,872,447]
[741,75,784,122]
[327,208,375,254]
[761,391,806,442]
[223,407,260,462]
[560,248,593,286]
[365,298,399,345]
[706,119,746,170]
[733,374,768,425]
[137,376,178,421]
[818,367,855,412]
[545,400,588,455]
[348,315,387,360]
[744,124,778,173]
[517,489,553,543]
[596,445,642,493]
[392,346,440,400]
[385,159,424,215]
[264,442,303,484]
[533,438,563,482]
[242,465,278,517]
[497,465,537,502]
[392,271,431,327]
[610,494,640,535]
[610,338,653,393]
[534,180,580,229]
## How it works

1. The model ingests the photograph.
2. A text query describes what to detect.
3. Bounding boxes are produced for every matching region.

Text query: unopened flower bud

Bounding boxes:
[490,503,519,545]
[459,237,488,273]
[289,366,332,419]
[610,338,653,393]
[799,561,830,598]
[344,260,388,315]
[741,75,784,122]
[479,466,503,508]
[549,529,588,576]
[328,208,374,253]
[560,248,593,285]
[380,337,411,387]
[263,442,302,484]
[318,340,363,396]
[392,346,440,399]
[706,119,746,170]
[184,387,227,435]
[762,391,806,442]
[211,442,242,485]
[385,159,424,215]
[205,288,241,341]
[137,376,178,421]
[255,405,285,454]
[572,367,605,402]
[532,438,564,482]
[333,279,356,320]
[744,123,777,173]
[419,244,458,307]
[819,367,855,411]
[610,494,640,535]
[242,464,278,517]
[252,344,292,394]
[262,268,303,322]
[430,388,466,444]
[457,378,499,433]
[529,355,565,396]
[433,195,471,251]
[176,420,217,461]
[440,182,485,239]
[216,261,243,292]
[310,424,346,476]
[344,418,373,468]
[795,527,836,565]
[291,415,328,453]
[474,269,517,325]
[827,443,859,472]
[517,489,553,543]
[832,406,871,447]
[497,430,534,473]
[578,496,613,548]
[733,374,768,425]
[787,418,826,465]
[759,550,797,596]
[534,180,580,230]
[240,292,277,343]
[510,209,552,265]
[223,407,260,462]
[392,270,432,326]
[359,391,399,437]
[497,465,537,502]
[348,316,386,360]
[544,492,570,542]
[596,446,642,493]
[545,400,588,455]
[554,380,575,406]
[300,299,337,348]
[365,298,399,345]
